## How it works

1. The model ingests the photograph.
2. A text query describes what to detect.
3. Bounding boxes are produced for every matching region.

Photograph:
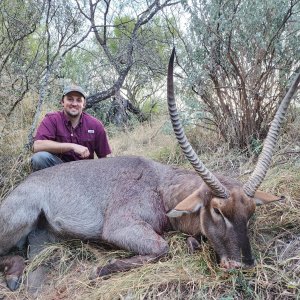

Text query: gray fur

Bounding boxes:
[0,156,197,255]
[0,155,256,275]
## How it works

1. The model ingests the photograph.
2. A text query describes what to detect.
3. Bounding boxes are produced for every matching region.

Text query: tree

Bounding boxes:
[0,0,43,136]
[72,0,180,112]
[1,0,179,147]
[108,15,179,125]
[0,0,95,148]
[182,0,300,151]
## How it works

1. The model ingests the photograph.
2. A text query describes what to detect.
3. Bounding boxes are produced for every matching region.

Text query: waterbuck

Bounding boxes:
[0,49,299,291]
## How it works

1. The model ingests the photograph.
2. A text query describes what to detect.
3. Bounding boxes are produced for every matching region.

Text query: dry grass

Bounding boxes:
[108,115,183,164]
[0,113,300,299]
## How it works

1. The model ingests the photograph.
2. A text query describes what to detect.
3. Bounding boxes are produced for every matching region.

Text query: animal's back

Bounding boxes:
[4,156,168,241]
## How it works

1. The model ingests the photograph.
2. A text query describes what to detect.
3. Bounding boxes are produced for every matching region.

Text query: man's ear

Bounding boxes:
[167,186,208,218]
[254,190,285,206]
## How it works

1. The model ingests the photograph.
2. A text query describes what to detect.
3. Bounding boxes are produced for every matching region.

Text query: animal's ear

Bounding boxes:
[167,187,206,218]
[254,190,285,206]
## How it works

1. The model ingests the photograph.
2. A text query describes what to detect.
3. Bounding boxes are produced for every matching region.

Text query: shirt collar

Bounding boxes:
[62,110,83,127]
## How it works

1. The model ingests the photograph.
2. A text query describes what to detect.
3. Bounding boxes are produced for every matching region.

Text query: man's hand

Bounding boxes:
[72,144,90,158]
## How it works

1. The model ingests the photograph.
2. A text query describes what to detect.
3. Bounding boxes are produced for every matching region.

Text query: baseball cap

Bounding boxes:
[63,85,86,98]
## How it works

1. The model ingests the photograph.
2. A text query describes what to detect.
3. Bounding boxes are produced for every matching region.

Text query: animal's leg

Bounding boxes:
[186,236,201,254]
[92,254,160,278]
[0,216,44,292]
[26,228,56,295]
[0,255,25,291]
[0,192,42,255]
[94,221,169,277]
[27,228,56,259]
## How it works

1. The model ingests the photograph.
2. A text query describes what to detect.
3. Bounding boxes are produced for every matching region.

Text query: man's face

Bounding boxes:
[62,91,85,118]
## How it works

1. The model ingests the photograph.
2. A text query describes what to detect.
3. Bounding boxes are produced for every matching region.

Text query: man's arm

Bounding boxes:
[33,140,90,158]
[94,122,112,158]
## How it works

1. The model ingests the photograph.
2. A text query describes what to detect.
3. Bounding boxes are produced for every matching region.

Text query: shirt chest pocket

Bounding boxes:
[80,131,96,147]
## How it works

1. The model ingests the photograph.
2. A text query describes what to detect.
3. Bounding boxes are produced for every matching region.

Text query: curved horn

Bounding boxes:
[243,70,300,197]
[167,48,229,199]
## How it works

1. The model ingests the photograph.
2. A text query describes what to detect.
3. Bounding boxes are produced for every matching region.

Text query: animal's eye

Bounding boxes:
[213,208,221,215]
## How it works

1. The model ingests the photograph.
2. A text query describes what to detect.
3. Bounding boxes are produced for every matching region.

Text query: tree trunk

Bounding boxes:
[106,90,146,127]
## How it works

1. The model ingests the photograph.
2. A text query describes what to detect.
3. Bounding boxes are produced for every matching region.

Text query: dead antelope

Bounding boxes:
[0,49,299,291]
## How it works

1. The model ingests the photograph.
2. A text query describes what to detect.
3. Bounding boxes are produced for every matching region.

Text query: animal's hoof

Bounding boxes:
[220,258,243,270]
[187,237,201,254]
[89,266,111,280]
[96,266,111,277]
[5,274,22,291]
[2,255,25,291]
[88,267,99,280]
[97,266,111,277]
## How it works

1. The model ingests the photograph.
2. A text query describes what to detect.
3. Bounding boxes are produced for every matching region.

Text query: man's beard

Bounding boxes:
[65,109,80,118]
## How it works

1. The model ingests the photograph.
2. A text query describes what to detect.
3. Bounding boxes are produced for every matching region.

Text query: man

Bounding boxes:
[31,85,111,171]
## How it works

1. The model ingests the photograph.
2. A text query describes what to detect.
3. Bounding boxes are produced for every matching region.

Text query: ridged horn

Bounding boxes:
[243,70,300,197]
[167,48,229,199]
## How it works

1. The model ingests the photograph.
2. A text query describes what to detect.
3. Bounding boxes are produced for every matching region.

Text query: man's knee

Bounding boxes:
[31,152,63,171]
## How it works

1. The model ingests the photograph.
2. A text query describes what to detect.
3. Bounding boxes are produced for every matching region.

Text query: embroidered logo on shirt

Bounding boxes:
[88,129,95,133]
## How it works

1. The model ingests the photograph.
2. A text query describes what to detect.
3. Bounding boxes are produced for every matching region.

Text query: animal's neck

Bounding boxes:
[158,166,203,235]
